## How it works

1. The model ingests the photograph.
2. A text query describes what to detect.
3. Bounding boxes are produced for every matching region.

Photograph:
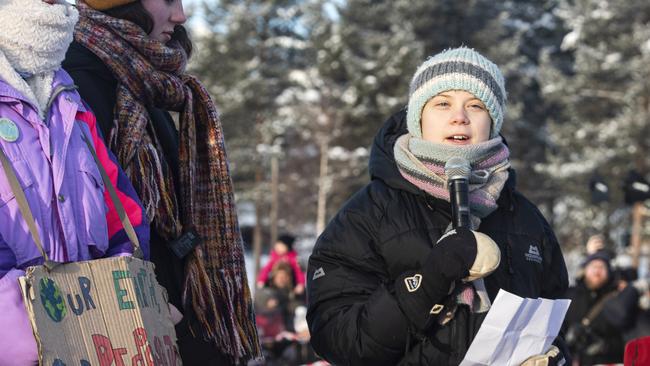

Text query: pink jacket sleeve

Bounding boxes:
[257,255,278,285]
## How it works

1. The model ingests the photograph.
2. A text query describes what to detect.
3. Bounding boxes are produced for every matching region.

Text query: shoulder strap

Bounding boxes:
[0,148,58,270]
[0,129,143,269]
[581,290,619,326]
[80,132,143,259]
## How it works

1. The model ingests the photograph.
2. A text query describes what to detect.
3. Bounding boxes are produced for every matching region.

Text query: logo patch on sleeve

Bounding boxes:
[404,274,423,292]
[312,267,326,280]
[525,244,543,264]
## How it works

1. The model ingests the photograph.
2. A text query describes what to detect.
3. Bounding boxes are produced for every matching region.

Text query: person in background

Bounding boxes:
[63,0,260,364]
[0,0,149,364]
[268,261,305,332]
[306,47,570,365]
[255,262,310,365]
[564,251,624,365]
[257,234,306,295]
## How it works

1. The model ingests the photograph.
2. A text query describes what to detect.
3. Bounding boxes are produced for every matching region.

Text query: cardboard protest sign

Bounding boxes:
[19,256,182,366]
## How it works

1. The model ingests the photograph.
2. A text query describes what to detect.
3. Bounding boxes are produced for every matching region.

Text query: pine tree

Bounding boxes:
[191,0,309,258]
[538,0,650,246]
[489,0,569,221]
[192,0,307,190]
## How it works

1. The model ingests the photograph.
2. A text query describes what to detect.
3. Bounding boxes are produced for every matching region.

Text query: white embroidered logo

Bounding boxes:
[525,244,543,264]
[405,274,423,292]
[313,267,325,280]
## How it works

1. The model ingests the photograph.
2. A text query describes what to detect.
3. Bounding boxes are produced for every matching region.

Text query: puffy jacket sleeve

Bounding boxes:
[0,266,38,365]
[76,107,150,260]
[306,185,410,366]
[257,254,277,286]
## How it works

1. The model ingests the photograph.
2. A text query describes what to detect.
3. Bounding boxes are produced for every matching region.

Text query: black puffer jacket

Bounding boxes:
[306,110,569,365]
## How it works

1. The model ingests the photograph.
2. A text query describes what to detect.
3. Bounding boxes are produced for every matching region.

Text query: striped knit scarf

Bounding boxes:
[394,134,510,226]
[74,3,261,362]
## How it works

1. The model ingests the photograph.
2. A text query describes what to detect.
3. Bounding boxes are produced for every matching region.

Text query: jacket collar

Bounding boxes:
[0,69,85,114]
[496,170,517,211]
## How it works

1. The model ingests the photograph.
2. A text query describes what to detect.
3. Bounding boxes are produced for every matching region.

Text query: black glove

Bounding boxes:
[395,227,478,330]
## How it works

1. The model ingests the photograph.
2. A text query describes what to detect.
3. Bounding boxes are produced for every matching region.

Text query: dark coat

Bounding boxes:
[306,110,569,365]
[63,41,233,366]
[563,277,624,365]
[604,284,650,343]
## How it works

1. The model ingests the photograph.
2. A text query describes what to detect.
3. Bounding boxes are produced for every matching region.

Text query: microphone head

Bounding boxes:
[445,157,471,180]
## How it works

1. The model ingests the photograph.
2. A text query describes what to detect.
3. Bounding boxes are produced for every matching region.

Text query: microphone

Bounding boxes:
[444,157,471,229]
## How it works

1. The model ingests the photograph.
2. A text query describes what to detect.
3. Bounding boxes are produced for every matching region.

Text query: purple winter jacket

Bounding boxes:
[0,69,150,365]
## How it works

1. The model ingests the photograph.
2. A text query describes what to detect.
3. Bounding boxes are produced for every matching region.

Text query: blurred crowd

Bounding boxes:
[563,234,650,366]
[250,234,324,366]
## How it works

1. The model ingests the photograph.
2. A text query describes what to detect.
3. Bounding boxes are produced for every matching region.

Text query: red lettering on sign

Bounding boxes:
[114,347,127,366]
[131,327,154,366]
[92,334,127,366]
[92,335,114,366]
[91,329,175,366]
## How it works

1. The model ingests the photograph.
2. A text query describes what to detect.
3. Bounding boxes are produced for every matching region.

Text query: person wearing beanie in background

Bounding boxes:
[306,47,570,365]
[0,0,150,364]
[563,251,625,365]
[62,1,261,365]
[257,234,306,295]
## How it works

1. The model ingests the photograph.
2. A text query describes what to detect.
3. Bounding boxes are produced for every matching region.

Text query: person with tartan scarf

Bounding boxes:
[0,0,150,364]
[306,47,571,365]
[63,1,261,365]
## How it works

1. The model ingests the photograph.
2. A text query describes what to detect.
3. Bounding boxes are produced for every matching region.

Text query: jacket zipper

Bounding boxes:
[43,84,79,262]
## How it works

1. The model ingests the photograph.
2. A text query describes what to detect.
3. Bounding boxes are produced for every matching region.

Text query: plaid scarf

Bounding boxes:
[74,4,261,362]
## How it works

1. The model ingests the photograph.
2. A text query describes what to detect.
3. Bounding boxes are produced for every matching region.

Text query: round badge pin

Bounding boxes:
[0,118,19,142]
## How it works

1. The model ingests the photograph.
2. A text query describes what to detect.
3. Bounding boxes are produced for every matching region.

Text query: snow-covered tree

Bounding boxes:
[192,0,307,191]
[538,0,650,246]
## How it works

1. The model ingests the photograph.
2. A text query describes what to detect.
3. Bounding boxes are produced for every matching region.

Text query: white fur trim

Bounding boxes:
[0,0,78,116]
[0,52,41,111]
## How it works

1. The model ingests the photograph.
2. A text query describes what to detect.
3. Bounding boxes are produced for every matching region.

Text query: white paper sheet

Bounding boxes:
[459,289,571,366]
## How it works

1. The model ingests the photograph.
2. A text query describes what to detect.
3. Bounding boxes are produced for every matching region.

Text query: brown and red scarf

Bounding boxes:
[74,3,261,362]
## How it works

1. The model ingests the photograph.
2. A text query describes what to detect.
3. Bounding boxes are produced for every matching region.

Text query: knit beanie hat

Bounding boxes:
[582,250,612,274]
[277,234,296,251]
[83,0,136,10]
[406,47,507,139]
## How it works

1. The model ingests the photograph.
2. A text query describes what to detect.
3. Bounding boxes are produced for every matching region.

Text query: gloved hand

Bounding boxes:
[394,228,500,330]
[463,230,501,282]
[520,345,566,366]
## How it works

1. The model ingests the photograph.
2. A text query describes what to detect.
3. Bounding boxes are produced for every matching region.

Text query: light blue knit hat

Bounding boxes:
[406,47,507,139]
